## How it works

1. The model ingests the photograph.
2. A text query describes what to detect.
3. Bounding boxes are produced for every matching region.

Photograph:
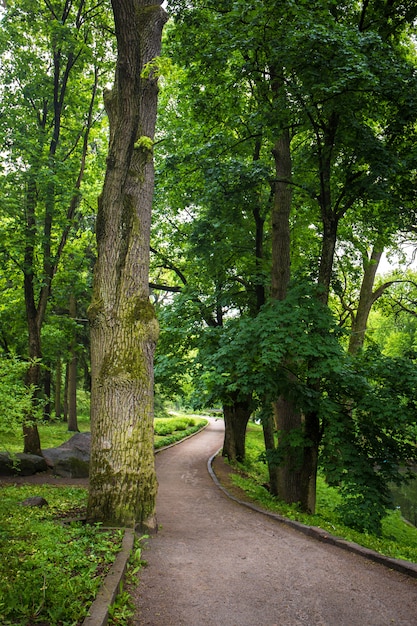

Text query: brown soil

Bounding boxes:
[0,469,88,487]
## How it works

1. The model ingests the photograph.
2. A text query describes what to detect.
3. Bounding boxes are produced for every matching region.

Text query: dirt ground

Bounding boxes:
[132,419,417,626]
[3,420,417,625]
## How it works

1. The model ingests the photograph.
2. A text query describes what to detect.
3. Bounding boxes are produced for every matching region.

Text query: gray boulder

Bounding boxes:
[0,452,48,476]
[43,432,91,478]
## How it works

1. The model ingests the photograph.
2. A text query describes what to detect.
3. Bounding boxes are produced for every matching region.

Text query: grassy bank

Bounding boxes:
[0,414,208,625]
[0,485,123,625]
[229,424,417,563]
[0,414,207,454]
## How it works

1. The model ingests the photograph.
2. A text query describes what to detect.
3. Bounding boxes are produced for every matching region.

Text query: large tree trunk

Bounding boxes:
[222,393,252,462]
[269,127,320,513]
[87,0,167,529]
[270,129,307,505]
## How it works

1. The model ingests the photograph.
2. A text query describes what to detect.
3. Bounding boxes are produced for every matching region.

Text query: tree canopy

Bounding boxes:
[1,0,417,531]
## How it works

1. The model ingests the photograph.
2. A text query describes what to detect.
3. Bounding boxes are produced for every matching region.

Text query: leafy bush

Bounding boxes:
[321,346,417,534]
[154,417,206,449]
[154,417,196,436]
[0,355,39,437]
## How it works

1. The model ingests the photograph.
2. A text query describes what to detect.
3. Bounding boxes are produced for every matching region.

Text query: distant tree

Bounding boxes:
[0,0,111,453]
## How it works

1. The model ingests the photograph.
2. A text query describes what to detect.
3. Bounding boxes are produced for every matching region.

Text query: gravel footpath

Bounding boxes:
[132,419,417,626]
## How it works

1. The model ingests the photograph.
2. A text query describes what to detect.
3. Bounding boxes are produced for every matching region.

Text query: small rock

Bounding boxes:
[20,496,48,507]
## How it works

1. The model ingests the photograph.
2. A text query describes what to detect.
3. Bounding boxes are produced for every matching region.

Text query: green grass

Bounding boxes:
[1,414,91,453]
[154,416,207,448]
[0,414,208,454]
[0,413,208,624]
[230,423,417,563]
[0,485,123,625]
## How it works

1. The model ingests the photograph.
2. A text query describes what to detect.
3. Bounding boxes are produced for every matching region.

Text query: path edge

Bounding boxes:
[81,419,210,626]
[208,448,417,580]
[82,527,135,626]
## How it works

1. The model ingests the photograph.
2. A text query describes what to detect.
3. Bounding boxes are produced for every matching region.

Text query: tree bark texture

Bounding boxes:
[270,128,319,513]
[348,245,383,355]
[270,130,304,501]
[87,0,167,528]
[222,393,252,462]
[271,132,292,302]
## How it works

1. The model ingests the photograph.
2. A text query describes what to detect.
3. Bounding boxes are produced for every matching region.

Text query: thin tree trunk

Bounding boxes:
[63,362,69,423]
[55,357,62,418]
[67,293,79,432]
[43,364,51,421]
[23,175,42,456]
[87,0,167,528]
[348,245,383,355]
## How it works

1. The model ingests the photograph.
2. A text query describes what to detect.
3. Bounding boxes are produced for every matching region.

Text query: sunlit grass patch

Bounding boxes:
[154,416,207,448]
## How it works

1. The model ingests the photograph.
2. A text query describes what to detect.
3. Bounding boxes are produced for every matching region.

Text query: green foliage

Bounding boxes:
[154,416,207,448]
[231,425,417,562]
[154,416,196,435]
[0,356,40,436]
[320,346,417,534]
[193,281,344,408]
[0,485,123,625]
[108,536,148,626]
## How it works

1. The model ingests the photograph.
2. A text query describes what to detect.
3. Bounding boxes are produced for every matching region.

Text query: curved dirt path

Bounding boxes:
[132,419,417,626]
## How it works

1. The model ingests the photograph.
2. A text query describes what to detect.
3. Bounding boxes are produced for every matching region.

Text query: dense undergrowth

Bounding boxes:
[230,424,417,563]
[0,485,123,626]
[0,414,207,625]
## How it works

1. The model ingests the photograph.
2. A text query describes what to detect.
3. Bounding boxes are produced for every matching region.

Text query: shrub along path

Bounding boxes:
[132,418,417,626]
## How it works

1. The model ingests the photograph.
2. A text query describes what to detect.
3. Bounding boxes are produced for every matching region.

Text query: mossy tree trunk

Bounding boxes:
[87,0,166,529]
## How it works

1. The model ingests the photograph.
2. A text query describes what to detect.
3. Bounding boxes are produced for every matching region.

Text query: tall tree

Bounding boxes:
[0,0,110,453]
[87,0,167,528]
[165,0,417,514]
